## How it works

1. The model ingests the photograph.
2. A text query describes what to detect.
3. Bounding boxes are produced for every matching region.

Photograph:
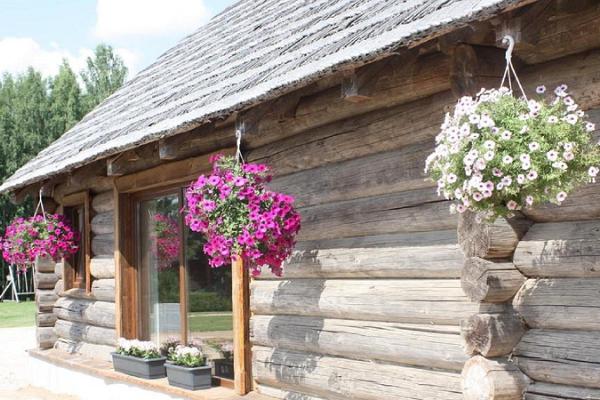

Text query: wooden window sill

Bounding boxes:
[28,348,271,400]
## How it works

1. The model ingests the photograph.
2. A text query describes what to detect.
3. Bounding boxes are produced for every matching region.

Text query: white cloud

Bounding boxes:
[94,0,210,39]
[0,37,140,78]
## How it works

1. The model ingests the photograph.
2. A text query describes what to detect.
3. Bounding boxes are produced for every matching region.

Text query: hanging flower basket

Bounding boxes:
[425,37,600,221]
[1,214,79,271]
[183,154,301,277]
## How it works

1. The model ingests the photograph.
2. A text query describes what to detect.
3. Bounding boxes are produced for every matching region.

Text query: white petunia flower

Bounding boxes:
[529,142,540,151]
[586,122,596,132]
[501,130,512,140]
[536,85,546,94]
[527,170,538,180]
[565,114,578,125]
[484,140,496,150]
[517,174,526,184]
[563,151,574,161]
[484,151,495,161]
[548,116,559,124]
[502,155,513,164]
[556,191,567,203]
[546,150,558,161]
[526,195,534,206]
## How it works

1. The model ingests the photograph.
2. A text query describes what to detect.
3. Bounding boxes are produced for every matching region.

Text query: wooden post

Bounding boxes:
[232,256,251,394]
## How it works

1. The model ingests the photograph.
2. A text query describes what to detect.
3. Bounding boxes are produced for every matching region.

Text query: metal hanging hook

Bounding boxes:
[502,35,515,63]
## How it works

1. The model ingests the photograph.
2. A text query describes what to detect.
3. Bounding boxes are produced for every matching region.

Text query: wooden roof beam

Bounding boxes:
[341,57,395,103]
[158,122,217,161]
[449,44,506,98]
[107,147,152,177]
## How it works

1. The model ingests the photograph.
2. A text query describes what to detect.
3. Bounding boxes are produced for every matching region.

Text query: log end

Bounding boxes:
[462,356,530,400]
[461,312,527,357]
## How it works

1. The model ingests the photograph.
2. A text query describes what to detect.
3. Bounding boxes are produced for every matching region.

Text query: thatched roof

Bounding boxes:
[0,0,528,193]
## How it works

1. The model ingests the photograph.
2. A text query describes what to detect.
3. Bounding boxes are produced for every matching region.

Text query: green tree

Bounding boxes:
[48,61,82,140]
[80,44,128,113]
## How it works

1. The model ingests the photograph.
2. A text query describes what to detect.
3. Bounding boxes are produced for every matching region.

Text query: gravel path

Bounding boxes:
[0,327,79,400]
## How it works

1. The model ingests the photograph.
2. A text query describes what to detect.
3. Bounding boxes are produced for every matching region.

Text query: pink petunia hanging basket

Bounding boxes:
[182,154,301,277]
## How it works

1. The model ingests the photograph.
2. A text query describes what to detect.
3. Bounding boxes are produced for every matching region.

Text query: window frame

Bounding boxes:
[61,191,92,293]
[114,150,249,392]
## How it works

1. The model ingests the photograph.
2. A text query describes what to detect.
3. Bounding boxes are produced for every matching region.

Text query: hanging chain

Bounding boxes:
[500,35,528,101]
[34,188,48,223]
[235,123,245,164]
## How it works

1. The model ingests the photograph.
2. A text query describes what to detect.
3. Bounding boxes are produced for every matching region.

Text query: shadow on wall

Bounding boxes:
[262,250,326,395]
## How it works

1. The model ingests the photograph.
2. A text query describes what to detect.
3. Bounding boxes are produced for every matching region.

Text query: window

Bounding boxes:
[62,191,91,292]
[115,152,251,393]
[127,186,236,383]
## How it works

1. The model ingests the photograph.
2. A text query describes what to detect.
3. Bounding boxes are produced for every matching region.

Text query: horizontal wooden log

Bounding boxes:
[37,326,57,350]
[35,256,56,273]
[514,329,600,389]
[525,382,600,400]
[90,257,115,279]
[252,52,451,149]
[513,278,600,330]
[523,183,600,223]
[253,345,462,400]
[298,189,456,242]
[251,279,504,325]
[462,356,530,400]
[91,279,115,302]
[514,220,600,278]
[458,211,532,259]
[34,272,59,290]
[53,176,113,204]
[248,91,453,177]
[54,339,114,362]
[277,243,463,279]
[91,212,114,235]
[461,312,526,358]
[269,143,435,208]
[36,289,58,312]
[92,233,113,257]
[507,1,600,65]
[115,147,234,193]
[461,258,526,303]
[91,191,114,213]
[251,315,467,371]
[256,385,326,400]
[53,297,115,329]
[54,319,116,347]
[36,312,57,327]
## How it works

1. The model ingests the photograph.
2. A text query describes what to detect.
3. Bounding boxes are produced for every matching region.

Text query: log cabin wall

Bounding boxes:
[244,3,600,398]
[51,189,116,360]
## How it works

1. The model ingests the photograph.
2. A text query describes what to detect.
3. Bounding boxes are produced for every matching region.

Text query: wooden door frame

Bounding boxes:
[113,148,252,393]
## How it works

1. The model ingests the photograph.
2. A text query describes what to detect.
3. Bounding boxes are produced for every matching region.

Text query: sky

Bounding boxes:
[0,0,236,79]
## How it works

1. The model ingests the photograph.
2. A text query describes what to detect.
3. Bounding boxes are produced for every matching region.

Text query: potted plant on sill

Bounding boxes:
[112,338,166,379]
[212,342,234,379]
[165,344,212,390]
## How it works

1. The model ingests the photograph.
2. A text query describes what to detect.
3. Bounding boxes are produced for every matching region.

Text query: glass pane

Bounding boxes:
[65,205,85,287]
[138,194,181,345]
[186,229,234,380]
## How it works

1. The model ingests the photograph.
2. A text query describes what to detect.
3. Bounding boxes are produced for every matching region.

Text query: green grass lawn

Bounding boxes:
[188,312,232,332]
[0,301,36,328]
